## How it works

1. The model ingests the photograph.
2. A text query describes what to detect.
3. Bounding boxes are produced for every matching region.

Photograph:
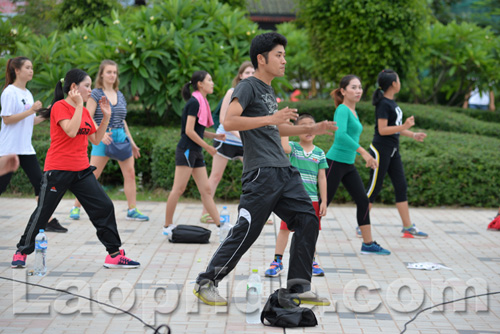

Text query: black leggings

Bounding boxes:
[366,143,407,203]
[325,159,370,226]
[0,154,42,196]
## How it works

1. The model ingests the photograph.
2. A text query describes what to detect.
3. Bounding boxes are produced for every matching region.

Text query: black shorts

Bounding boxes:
[175,147,205,168]
[213,141,244,160]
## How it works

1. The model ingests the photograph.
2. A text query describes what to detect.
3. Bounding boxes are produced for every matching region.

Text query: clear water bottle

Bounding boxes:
[34,229,48,276]
[219,206,232,243]
[246,269,262,324]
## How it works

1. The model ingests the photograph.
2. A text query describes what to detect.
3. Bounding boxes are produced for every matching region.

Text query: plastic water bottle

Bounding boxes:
[219,206,231,243]
[34,229,48,276]
[246,269,262,324]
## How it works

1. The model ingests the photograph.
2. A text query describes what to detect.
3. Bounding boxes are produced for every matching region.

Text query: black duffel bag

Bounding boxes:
[168,225,211,244]
[261,288,318,327]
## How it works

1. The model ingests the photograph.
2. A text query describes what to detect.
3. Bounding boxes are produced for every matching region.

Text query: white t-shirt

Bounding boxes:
[468,88,490,105]
[0,85,36,155]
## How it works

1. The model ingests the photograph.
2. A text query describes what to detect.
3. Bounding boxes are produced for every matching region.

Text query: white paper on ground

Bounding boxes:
[406,262,452,271]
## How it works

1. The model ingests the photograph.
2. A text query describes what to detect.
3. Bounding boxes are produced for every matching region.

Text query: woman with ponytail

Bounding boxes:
[0,57,64,232]
[365,69,428,238]
[325,75,390,255]
[163,71,225,237]
[11,69,140,270]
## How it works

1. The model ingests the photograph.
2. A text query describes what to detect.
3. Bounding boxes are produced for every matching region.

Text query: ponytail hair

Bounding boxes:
[330,74,361,108]
[181,70,209,101]
[4,56,30,90]
[38,68,89,119]
[372,69,398,106]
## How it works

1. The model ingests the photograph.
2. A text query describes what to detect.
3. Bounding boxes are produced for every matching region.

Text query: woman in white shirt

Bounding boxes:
[0,56,65,232]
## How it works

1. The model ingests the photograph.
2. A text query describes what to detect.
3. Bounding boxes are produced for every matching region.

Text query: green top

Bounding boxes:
[326,104,363,164]
[288,141,328,202]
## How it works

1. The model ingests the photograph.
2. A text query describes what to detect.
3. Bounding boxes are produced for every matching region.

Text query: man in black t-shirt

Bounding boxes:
[194,32,337,306]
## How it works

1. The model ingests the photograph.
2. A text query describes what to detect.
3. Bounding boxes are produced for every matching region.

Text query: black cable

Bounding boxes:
[400,291,500,334]
[0,276,171,334]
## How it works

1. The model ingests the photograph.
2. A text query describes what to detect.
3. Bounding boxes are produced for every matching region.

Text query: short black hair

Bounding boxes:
[250,32,287,69]
[295,113,315,125]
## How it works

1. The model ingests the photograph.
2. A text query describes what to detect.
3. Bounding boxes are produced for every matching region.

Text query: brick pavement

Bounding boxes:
[0,198,499,334]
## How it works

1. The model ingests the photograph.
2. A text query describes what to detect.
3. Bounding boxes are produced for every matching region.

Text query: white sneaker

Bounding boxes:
[163,224,177,240]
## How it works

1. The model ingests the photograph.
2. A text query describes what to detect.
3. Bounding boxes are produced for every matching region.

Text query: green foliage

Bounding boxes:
[0,17,32,57]
[6,100,500,208]
[414,21,500,106]
[10,0,58,36]
[298,0,428,93]
[57,0,122,31]
[0,0,259,122]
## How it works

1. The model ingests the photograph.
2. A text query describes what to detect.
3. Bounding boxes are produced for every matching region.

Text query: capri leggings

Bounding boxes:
[365,143,407,203]
[325,159,370,226]
[0,154,42,196]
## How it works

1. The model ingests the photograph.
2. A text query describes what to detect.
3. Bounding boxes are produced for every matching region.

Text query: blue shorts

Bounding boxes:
[91,128,127,157]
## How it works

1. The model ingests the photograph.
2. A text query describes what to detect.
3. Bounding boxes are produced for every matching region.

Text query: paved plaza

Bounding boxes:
[0,197,499,334]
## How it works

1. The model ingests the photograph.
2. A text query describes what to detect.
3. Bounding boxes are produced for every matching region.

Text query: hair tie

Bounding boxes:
[188,81,192,84]
[60,78,64,84]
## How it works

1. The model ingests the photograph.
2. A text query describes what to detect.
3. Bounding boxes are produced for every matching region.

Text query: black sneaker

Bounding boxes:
[45,218,68,233]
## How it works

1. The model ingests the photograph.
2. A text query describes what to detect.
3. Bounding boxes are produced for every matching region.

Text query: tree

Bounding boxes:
[299,0,428,98]
[10,0,58,36]
[57,0,122,31]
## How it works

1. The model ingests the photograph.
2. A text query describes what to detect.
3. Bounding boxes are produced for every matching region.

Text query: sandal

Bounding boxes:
[200,213,215,224]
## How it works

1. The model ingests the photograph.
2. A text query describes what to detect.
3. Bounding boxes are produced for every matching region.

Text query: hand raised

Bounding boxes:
[31,100,42,113]
[272,107,298,125]
[98,96,111,118]
[312,120,338,135]
[414,132,427,142]
[404,116,415,129]
[68,87,83,106]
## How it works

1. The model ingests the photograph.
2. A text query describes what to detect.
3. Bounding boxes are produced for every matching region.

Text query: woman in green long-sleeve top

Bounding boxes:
[324,74,390,256]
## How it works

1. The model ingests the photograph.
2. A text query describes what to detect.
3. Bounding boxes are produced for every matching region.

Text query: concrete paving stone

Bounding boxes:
[2,199,500,333]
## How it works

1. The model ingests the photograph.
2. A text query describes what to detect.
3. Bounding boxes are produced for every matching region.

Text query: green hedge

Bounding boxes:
[5,100,500,207]
[279,100,500,138]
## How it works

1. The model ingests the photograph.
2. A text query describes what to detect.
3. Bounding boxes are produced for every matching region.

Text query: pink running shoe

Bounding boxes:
[103,249,140,269]
[12,251,27,268]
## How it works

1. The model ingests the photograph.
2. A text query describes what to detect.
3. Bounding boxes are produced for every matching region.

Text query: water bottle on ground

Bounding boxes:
[219,206,232,243]
[34,229,48,276]
[246,269,262,324]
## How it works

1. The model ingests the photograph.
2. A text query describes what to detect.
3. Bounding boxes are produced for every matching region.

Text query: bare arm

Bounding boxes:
[2,101,42,125]
[318,168,327,216]
[123,120,140,159]
[281,136,291,154]
[185,115,217,156]
[220,89,240,138]
[224,98,299,131]
[489,91,495,111]
[89,97,111,145]
[378,117,414,136]
[278,120,337,137]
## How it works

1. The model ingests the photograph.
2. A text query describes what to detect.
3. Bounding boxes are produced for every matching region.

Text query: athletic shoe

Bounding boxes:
[401,224,428,238]
[103,249,140,268]
[293,290,331,306]
[45,218,68,233]
[162,224,177,237]
[126,208,149,221]
[193,281,228,306]
[312,261,325,276]
[11,251,27,268]
[361,241,391,255]
[265,260,283,277]
[69,206,80,220]
[355,226,362,238]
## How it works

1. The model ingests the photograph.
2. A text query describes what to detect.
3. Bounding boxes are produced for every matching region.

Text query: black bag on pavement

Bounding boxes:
[260,288,318,327]
[168,225,211,244]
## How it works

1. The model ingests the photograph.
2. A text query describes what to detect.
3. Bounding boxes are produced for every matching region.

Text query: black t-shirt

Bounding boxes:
[177,97,205,151]
[373,97,402,147]
[231,76,290,173]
